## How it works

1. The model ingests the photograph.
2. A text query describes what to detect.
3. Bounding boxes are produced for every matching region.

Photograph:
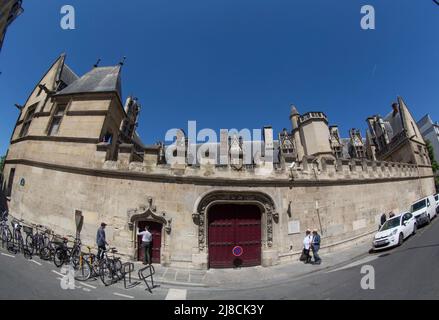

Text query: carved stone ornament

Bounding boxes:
[194,191,278,251]
[127,196,168,231]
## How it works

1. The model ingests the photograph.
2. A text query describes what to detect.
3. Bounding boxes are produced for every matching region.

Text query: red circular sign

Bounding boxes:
[232,246,243,257]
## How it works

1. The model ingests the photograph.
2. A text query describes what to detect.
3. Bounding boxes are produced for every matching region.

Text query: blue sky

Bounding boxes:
[1,0,439,155]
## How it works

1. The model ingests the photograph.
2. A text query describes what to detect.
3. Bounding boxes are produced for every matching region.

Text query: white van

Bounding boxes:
[410,195,437,226]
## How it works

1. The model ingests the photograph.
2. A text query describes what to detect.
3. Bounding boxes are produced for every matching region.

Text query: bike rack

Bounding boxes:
[138,264,156,293]
[121,262,140,289]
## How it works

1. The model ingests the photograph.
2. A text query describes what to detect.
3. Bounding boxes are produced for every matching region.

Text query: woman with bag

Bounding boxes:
[300,229,313,264]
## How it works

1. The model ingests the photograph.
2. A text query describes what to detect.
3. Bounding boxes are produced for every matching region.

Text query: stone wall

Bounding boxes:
[3,153,435,269]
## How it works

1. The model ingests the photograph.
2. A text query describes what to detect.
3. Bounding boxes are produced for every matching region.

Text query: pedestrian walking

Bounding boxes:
[311,229,322,265]
[96,222,108,260]
[389,211,395,218]
[138,225,153,265]
[380,213,387,227]
[302,229,313,264]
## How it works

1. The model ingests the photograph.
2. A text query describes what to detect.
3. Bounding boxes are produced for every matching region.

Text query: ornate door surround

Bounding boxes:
[192,191,279,253]
[127,196,172,261]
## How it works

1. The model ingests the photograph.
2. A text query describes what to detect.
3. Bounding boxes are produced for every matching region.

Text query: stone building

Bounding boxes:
[417,114,439,164]
[2,55,436,269]
[0,0,23,53]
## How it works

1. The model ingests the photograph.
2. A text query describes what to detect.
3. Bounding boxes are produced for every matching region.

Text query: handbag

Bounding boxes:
[299,248,308,261]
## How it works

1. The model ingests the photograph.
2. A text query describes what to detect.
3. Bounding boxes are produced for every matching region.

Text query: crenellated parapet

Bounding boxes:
[95,141,429,185]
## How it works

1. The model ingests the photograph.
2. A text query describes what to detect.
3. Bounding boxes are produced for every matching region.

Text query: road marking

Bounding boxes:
[83,288,91,292]
[29,259,42,266]
[1,253,15,258]
[80,282,97,289]
[327,255,378,273]
[113,292,135,299]
[165,288,187,300]
[52,270,64,277]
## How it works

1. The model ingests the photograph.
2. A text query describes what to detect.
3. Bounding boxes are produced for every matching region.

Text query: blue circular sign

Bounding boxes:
[232,246,243,257]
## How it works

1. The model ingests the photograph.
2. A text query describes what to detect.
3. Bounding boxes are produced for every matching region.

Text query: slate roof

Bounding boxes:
[59,64,79,86]
[55,65,122,98]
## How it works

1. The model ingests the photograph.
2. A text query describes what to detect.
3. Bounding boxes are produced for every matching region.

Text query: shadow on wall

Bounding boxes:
[0,186,7,213]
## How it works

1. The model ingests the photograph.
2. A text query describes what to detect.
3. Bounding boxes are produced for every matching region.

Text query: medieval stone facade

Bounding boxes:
[2,55,436,269]
[0,0,23,53]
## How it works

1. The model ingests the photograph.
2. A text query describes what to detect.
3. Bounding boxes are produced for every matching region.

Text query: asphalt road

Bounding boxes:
[1,216,438,300]
[0,244,169,300]
[187,216,439,300]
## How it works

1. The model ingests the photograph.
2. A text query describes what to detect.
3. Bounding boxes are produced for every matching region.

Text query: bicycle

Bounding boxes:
[99,247,123,286]
[24,224,47,257]
[53,234,81,268]
[0,210,12,248]
[7,218,32,258]
[39,230,63,261]
[74,245,100,281]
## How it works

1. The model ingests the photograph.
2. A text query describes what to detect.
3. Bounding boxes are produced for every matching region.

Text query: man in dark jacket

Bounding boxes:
[380,213,387,229]
[311,229,322,265]
[96,222,108,260]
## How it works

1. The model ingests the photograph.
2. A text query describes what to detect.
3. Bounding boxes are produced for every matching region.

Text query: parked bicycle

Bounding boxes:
[53,234,81,268]
[7,218,32,258]
[0,210,12,247]
[74,245,100,282]
[99,247,123,286]
[24,224,48,257]
[39,230,63,261]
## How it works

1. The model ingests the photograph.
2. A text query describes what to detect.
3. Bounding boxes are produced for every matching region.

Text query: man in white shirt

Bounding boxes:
[302,229,313,264]
[138,225,153,265]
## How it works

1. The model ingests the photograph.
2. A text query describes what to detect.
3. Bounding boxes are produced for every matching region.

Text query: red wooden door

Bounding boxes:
[208,204,261,268]
[137,221,162,263]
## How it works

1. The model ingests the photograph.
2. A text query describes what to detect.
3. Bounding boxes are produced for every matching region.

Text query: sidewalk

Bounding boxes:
[131,239,373,290]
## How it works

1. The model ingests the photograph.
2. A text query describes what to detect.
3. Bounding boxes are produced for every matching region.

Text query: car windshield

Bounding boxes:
[411,200,426,212]
[380,217,401,231]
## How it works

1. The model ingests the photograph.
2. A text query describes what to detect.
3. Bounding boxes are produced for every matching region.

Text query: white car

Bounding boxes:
[435,194,439,213]
[410,195,437,226]
[372,212,417,251]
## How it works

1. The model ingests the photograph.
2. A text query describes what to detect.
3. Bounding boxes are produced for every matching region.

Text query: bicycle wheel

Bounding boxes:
[54,247,66,268]
[99,260,114,286]
[114,258,123,280]
[25,234,35,256]
[2,227,12,243]
[74,258,92,281]
[39,246,51,260]
[70,248,81,269]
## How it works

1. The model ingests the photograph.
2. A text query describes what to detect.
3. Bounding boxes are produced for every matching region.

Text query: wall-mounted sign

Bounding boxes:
[232,246,243,257]
[288,220,301,235]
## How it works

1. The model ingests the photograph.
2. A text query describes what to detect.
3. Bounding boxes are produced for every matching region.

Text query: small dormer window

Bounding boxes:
[19,104,37,137]
[48,104,67,136]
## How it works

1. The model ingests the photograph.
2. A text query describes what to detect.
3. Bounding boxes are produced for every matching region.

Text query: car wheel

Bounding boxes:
[398,233,404,246]
[412,224,417,235]
[427,215,431,225]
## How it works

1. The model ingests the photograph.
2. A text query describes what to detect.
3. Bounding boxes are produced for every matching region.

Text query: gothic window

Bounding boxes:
[19,104,37,137]
[6,168,15,197]
[48,104,67,136]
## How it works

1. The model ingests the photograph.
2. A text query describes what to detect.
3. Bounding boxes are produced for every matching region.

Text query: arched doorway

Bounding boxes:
[193,191,279,269]
[127,196,171,265]
[208,204,262,268]
[137,221,162,263]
